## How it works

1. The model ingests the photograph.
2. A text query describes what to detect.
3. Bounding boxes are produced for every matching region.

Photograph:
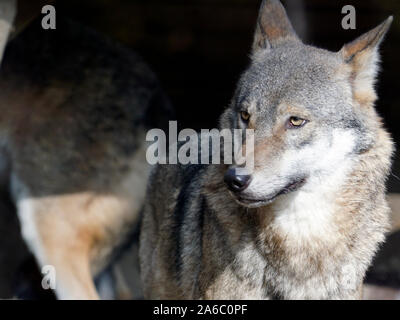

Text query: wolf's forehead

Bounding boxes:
[238,45,343,110]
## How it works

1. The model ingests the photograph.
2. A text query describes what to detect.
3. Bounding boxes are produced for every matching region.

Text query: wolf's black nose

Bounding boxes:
[224,168,252,192]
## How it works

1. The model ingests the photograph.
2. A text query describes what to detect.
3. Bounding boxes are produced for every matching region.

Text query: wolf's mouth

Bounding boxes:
[234,177,307,208]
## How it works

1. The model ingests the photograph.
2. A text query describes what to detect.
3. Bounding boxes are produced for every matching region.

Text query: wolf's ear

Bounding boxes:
[0,0,16,64]
[252,0,299,53]
[339,16,393,105]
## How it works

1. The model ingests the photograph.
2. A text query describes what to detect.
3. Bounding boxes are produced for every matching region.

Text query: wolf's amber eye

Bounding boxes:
[240,111,250,122]
[287,116,306,128]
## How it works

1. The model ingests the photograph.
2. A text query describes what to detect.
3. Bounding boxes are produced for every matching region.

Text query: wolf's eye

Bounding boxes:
[240,111,250,122]
[287,116,307,128]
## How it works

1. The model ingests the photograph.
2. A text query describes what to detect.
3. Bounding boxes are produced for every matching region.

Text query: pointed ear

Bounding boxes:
[252,0,299,53]
[339,16,393,105]
[0,0,16,64]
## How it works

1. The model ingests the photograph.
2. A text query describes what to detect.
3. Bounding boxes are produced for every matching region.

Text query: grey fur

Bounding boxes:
[140,0,394,299]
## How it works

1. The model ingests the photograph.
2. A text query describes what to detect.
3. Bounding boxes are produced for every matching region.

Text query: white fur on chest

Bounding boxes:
[272,189,336,243]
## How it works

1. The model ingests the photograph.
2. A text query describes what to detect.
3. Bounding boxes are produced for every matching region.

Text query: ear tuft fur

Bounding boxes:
[340,16,393,106]
[252,0,300,53]
[341,16,392,63]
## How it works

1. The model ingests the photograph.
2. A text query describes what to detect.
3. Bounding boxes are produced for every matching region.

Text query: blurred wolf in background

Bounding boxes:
[0,0,172,299]
[140,0,394,299]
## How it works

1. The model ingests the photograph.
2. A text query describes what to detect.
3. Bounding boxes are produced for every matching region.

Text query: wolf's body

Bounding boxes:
[140,0,394,299]
[0,4,172,299]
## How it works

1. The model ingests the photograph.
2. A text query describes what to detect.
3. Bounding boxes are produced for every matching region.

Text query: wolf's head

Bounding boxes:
[221,0,392,208]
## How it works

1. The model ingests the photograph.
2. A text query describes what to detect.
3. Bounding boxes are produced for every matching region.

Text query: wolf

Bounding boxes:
[140,0,394,299]
[0,0,172,299]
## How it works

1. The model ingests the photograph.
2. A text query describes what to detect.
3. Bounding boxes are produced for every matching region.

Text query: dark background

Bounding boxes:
[54,0,400,190]
[0,0,399,299]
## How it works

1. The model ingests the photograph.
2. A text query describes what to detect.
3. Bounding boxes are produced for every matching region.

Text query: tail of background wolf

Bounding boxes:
[0,1,173,299]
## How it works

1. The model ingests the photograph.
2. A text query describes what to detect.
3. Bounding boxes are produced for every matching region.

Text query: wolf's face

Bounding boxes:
[226,46,358,207]
[221,0,392,208]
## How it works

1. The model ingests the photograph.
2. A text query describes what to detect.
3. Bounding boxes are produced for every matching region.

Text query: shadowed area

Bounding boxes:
[0,0,399,299]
